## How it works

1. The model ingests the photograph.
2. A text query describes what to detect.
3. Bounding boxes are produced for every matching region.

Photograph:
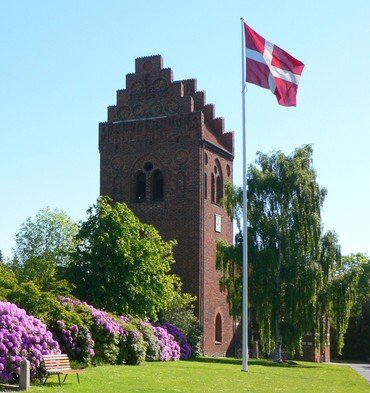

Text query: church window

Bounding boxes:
[215,313,222,344]
[211,173,215,203]
[216,176,223,204]
[213,159,223,205]
[152,170,164,201]
[144,161,153,171]
[135,171,146,201]
[204,152,208,165]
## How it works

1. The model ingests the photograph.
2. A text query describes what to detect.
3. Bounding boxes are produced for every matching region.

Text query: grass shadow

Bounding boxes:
[191,357,320,369]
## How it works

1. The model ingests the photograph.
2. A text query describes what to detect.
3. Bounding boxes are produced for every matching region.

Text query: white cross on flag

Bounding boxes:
[243,21,304,106]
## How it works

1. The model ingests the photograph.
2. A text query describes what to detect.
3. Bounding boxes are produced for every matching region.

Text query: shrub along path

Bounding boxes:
[5,358,369,393]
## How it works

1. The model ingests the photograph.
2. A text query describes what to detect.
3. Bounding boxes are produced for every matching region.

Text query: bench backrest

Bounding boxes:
[43,354,71,371]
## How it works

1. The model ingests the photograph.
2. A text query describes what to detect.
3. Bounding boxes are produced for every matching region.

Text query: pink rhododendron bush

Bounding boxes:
[50,297,189,365]
[0,302,60,383]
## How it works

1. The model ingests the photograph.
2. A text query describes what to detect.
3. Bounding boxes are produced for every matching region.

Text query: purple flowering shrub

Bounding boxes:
[51,320,94,364]
[151,325,180,361]
[136,321,160,361]
[58,297,127,364]
[118,326,146,365]
[0,302,60,383]
[160,323,193,360]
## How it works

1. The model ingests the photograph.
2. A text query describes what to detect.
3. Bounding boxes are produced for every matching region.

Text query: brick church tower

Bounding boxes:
[99,55,235,356]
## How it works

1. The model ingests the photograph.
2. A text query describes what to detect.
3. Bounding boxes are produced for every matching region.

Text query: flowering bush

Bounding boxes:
[51,320,94,364]
[161,323,193,360]
[137,321,160,361]
[152,325,180,361]
[57,297,127,364]
[118,326,146,365]
[0,302,60,383]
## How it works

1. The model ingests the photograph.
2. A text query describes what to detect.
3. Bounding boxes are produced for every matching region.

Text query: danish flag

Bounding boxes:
[243,21,304,106]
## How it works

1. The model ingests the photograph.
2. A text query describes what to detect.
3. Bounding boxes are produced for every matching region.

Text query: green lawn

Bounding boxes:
[5,358,370,393]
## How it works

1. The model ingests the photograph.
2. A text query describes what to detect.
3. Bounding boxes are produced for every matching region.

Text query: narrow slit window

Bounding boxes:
[152,170,164,201]
[135,171,146,201]
[211,173,215,203]
[215,313,222,344]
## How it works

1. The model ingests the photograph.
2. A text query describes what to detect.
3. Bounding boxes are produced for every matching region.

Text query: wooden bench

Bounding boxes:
[42,354,84,385]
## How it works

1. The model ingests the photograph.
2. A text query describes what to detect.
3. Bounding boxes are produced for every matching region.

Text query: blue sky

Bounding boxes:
[1,1,369,258]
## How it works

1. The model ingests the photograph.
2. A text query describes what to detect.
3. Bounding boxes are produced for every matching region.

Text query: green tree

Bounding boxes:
[13,207,78,266]
[316,231,341,353]
[217,145,326,362]
[67,197,181,320]
[0,262,18,301]
[330,253,364,354]
[340,253,370,360]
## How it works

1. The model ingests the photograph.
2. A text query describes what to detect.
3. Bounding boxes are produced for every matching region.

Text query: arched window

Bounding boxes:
[216,176,223,204]
[152,170,164,201]
[135,171,146,201]
[204,173,208,199]
[214,159,223,205]
[211,173,215,203]
[215,313,222,344]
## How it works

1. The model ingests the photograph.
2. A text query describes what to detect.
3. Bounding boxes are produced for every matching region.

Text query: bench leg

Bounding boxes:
[77,373,80,384]
[57,373,61,386]
[43,374,49,385]
[63,374,68,383]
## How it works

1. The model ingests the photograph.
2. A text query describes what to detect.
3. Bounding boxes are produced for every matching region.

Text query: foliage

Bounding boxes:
[160,323,192,359]
[13,207,78,266]
[330,257,361,353]
[151,325,180,361]
[344,253,370,317]
[67,197,180,320]
[217,145,327,361]
[0,302,60,383]
[8,281,56,322]
[339,254,370,360]
[12,256,73,295]
[340,299,370,361]
[137,321,160,361]
[0,263,18,301]
[216,232,243,318]
[159,285,201,356]
[316,231,341,351]
[118,324,146,365]
[59,297,124,365]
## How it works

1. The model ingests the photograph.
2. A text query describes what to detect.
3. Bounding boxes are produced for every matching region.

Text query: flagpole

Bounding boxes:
[240,17,249,373]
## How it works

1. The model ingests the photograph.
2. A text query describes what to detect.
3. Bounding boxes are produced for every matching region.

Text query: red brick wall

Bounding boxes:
[99,55,235,356]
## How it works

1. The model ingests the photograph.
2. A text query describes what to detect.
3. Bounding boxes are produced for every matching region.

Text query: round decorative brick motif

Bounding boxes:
[143,61,153,72]
[131,81,144,93]
[117,106,131,120]
[149,102,163,117]
[111,157,124,170]
[153,78,167,91]
[165,99,180,115]
[133,104,145,117]
[174,150,189,165]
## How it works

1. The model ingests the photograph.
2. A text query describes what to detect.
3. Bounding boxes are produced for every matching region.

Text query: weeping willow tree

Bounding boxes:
[316,231,341,353]
[217,145,327,362]
[330,254,362,353]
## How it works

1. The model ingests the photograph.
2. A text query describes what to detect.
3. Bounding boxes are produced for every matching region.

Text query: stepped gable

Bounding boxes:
[105,55,233,154]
